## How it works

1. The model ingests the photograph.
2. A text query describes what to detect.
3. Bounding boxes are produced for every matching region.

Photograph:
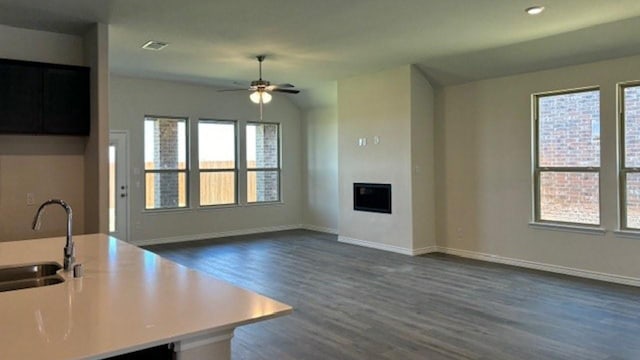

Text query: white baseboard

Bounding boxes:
[436,246,640,287]
[301,224,338,235]
[132,225,640,287]
[412,246,438,256]
[338,236,438,256]
[132,224,301,246]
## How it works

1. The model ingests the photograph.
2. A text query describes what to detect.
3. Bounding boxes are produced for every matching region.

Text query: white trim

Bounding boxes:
[301,224,338,235]
[437,246,640,287]
[134,226,639,287]
[528,222,606,235]
[613,229,640,239]
[411,246,438,256]
[338,236,438,256]
[339,236,412,255]
[132,224,301,246]
[109,130,130,243]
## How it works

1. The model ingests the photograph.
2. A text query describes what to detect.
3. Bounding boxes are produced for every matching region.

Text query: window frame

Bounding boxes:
[197,118,239,207]
[143,115,189,211]
[246,121,282,204]
[531,86,602,227]
[618,81,640,230]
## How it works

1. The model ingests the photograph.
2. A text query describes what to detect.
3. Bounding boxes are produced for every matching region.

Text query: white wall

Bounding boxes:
[410,67,436,250]
[436,54,640,279]
[302,105,338,233]
[337,65,435,253]
[83,23,110,234]
[0,25,87,241]
[109,75,303,243]
[0,24,83,66]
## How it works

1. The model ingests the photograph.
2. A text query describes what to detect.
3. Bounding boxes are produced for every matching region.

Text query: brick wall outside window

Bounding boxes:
[537,90,600,224]
[623,86,640,228]
[154,119,179,207]
[144,117,187,209]
[251,123,279,202]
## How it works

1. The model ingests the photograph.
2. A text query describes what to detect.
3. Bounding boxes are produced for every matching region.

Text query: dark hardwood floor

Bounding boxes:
[146,230,640,360]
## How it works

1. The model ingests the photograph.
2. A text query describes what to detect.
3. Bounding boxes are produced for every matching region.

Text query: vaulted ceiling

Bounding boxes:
[2,0,640,108]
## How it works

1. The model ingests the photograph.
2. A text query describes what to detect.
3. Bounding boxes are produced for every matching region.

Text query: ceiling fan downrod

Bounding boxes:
[256,55,265,81]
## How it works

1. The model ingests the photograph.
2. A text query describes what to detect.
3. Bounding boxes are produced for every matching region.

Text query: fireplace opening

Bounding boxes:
[353,183,391,214]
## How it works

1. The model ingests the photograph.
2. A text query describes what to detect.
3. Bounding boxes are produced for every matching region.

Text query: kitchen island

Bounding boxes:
[0,234,292,359]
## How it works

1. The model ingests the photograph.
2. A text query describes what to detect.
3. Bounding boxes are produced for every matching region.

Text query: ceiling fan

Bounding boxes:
[218,55,300,104]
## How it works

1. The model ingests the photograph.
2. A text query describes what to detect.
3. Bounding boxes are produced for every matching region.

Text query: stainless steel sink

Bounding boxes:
[0,262,64,293]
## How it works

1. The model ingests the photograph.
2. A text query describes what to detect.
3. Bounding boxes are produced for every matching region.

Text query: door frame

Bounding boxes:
[109,130,130,242]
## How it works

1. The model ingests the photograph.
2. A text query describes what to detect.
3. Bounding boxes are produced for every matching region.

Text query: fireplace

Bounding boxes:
[353,183,391,214]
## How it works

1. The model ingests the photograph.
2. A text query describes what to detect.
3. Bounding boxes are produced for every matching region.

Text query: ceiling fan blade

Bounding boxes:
[267,83,296,91]
[225,57,297,95]
[272,88,300,94]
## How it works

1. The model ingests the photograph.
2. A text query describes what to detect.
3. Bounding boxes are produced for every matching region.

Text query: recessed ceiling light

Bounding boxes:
[141,40,169,51]
[525,6,545,15]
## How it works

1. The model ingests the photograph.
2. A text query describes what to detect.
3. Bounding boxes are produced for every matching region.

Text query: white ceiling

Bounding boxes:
[1,0,640,108]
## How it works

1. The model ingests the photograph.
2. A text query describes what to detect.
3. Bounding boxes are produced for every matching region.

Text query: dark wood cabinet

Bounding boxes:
[43,67,90,135]
[0,59,90,135]
[0,61,42,133]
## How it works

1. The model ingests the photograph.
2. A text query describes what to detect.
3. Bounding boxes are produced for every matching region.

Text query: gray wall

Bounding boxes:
[338,66,413,250]
[436,53,640,279]
[410,66,436,250]
[110,75,303,243]
[337,65,435,253]
[302,105,339,233]
[108,48,640,283]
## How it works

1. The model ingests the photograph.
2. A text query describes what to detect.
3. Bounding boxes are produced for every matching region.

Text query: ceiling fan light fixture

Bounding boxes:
[525,6,544,15]
[250,91,272,104]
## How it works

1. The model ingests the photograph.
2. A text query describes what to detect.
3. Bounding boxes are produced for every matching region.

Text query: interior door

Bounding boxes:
[109,131,129,242]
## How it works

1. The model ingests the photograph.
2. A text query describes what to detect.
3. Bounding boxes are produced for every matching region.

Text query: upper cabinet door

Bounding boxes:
[0,61,42,134]
[42,67,90,135]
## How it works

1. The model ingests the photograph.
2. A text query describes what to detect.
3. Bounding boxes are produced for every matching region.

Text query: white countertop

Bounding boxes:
[0,234,292,359]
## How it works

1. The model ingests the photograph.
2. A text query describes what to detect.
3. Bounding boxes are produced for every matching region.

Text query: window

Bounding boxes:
[144,116,188,209]
[198,120,237,206]
[246,122,280,203]
[620,83,640,229]
[533,88,600,225]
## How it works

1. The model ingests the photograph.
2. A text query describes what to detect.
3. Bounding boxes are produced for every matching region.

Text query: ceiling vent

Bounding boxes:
[141,40,169,51]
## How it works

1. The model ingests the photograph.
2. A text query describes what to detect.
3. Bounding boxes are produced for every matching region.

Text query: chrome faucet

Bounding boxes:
[32,199,75,271]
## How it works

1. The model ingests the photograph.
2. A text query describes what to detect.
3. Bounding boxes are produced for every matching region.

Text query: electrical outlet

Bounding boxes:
[26,193,35,206]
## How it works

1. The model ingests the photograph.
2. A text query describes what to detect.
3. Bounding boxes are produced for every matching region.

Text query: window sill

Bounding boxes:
[244,201,285,207]
[141,202,285,214]
[198,204,240,211]
[613,230,640,239]
[142,207,192,215]
[528,222,606,235]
